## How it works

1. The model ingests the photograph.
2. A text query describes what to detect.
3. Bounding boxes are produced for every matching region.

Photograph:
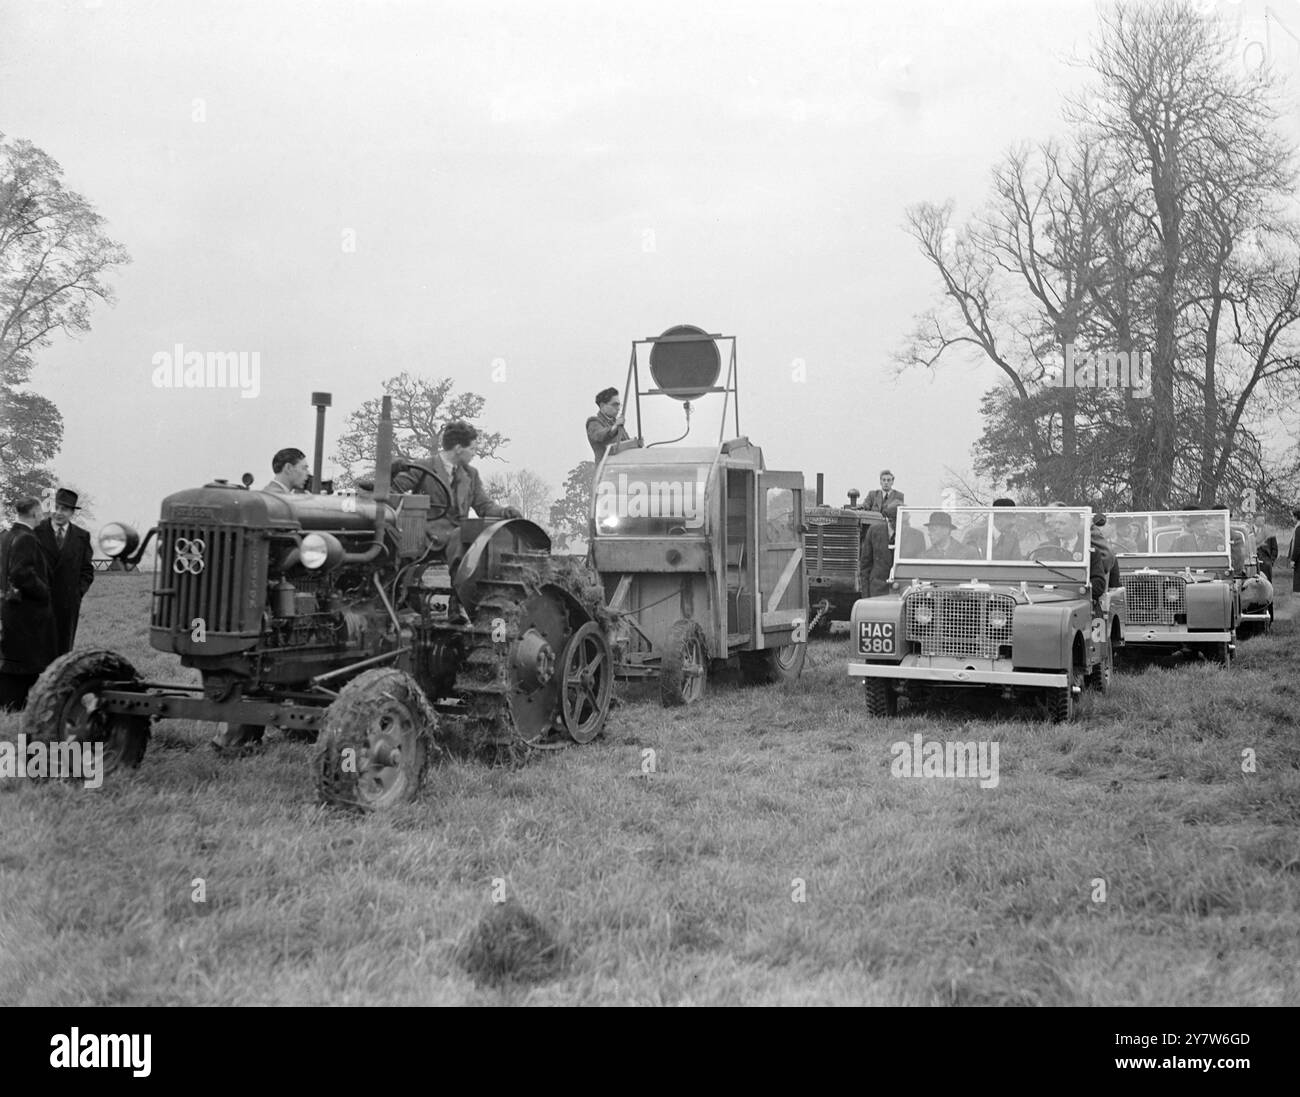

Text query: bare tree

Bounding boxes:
[333,373,507,486]
[0,133,129,498]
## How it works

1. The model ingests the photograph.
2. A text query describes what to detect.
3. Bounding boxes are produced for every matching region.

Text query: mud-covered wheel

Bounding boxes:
[315,668,435,810]
[558,621,614,744]
[24,650,150,775]
[864,677,898,717]
[660,619,707,707]
[1085,639,1113,693]
[740,642,807,685]
[1048,661,1084,723]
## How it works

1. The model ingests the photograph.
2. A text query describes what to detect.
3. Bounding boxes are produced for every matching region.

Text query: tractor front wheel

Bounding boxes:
[24,650,151,775]
[315,668,435,810]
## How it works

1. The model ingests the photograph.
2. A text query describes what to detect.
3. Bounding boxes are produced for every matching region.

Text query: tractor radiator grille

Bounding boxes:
[805,521,861,577]
[1125,573,1185,624]
[152,524,256,635]
[905,589,1015,659]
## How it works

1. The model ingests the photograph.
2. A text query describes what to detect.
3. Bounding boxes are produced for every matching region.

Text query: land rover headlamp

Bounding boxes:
[988,609,1009,629]
[1164,586,1181,603]
[913,603,934,627]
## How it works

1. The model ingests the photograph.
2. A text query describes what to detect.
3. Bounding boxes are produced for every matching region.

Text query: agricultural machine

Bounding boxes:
[590,324,808,706]
[25,395,615,810]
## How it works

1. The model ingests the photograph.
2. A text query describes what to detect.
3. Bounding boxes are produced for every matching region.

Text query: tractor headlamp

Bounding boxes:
[98,522,138,558]
[299,532,344,571]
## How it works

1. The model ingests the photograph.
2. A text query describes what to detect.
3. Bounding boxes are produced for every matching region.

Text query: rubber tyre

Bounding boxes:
[659,619,708,707]
[740,643,807,685]
[1048,662,1083,723]
[1085,640,1113,693]
[864,678,898,717]
[24,650,150,773]
[314,668,435,810]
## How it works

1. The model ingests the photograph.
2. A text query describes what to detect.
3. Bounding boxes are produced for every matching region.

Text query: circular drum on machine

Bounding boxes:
[648,324,720,401]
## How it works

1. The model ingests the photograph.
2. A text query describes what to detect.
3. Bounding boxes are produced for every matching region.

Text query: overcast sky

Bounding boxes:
[3,0,1297,529]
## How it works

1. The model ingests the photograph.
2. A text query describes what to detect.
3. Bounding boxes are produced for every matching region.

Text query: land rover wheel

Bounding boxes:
[1085,640,1113,693]
[864,678,898,718]
[1048,662,1084,723]
[660,619,707,707]
[315,668,434,810]
[24,650,151,774]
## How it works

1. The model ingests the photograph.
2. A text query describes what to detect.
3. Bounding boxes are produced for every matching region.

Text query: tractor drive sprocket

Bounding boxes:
[453,551,614,761]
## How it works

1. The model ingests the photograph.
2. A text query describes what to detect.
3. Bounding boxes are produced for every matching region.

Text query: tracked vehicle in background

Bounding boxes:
[25,395,614,810]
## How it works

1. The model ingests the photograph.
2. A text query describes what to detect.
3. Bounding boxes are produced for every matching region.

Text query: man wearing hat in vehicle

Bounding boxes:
[921,511,980,559]
[35,487,96,655]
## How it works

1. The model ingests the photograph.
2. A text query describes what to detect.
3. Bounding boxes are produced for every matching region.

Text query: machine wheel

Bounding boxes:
[1085,640,1113,693]
[864,678,898,717]
[558,622,614,744]
[1047,661,1084,723]
[315,668,434,810]
[660,619,708,707]
[740,643,807,685]
[24,650,151,774]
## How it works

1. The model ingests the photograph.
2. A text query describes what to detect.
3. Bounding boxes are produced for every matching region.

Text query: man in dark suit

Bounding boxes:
[0,498,60,710]
[35,487,95,655]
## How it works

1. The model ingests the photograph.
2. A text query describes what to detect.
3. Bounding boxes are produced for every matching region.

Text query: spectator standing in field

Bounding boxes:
[34,488,95,655]
[1289,507,1300,593]
[586,388,629,466]
[864,470,904,513]
[0,498,59,711]
[263,448,309,493]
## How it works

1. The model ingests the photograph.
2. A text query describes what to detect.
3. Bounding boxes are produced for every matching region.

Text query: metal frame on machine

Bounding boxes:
[621,331,741,444]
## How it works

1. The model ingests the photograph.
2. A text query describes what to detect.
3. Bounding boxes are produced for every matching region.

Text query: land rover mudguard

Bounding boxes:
[1011,603,1084,670]
[848,595,906,663]
[1186,582,1233,630]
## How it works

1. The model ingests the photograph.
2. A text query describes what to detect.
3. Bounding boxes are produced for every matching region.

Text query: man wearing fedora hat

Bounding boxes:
[35,487,96,655]
[921,511,980,559]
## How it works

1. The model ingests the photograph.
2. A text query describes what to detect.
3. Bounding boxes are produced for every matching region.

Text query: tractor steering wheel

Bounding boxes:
[390,460,452,522]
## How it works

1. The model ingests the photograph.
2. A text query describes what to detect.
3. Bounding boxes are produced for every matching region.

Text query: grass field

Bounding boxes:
[2,571,1298,1005]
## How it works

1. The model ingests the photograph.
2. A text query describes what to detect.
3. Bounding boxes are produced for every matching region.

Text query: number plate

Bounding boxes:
[858,621,896,655]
